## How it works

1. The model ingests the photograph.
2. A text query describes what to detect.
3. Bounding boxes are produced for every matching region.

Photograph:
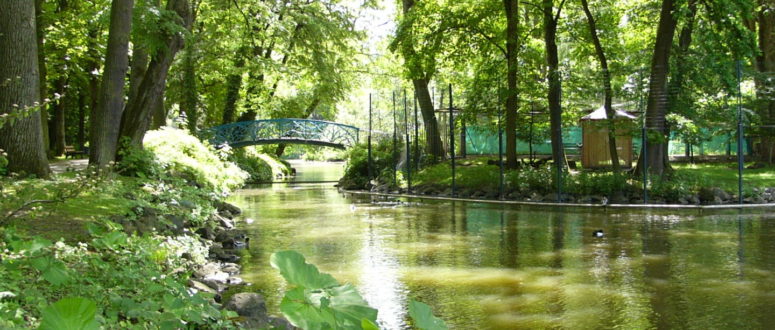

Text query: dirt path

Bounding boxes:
[49,159,89,174]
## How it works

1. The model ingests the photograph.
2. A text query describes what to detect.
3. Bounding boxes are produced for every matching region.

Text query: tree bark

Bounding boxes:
[0,0,50,177]
[181,48,198,133]
[581,0,620,171]
[543,0,566,168]
[50,76,67,156]
[634,0,678,177]
[413,79,445,159]
[222,54,244,124]
[89,0,133,168]
[119,0,192,148]
[34,0,50,157]
[503,0,519,168]
[77,90,86,149]
[756,0,775,162]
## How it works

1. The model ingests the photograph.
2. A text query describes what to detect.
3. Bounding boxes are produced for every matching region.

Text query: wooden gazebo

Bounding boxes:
[580,106,636,168]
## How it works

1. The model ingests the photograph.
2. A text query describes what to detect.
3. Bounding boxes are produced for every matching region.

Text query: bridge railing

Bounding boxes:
[200,118,360,149]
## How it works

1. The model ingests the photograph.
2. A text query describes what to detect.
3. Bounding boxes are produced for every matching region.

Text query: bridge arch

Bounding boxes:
[201,119,360,150]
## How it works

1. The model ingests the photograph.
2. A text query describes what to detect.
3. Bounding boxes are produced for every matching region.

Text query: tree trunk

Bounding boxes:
[543,0,565,168]
[399,0,445,162]
[503,0,519,168]
[581,0,620,171]
[222,54,244,124]
[0,0,50,177]
[34,0,50,157]
[413,79,445,160]
[77,90,86,149]
[756,0,775,162]
[181,48,198,133]
[634,0,678,177]
[151,95,167,129]
[119,0,192,148]
[89,0,134,168]
[50,76,67,156]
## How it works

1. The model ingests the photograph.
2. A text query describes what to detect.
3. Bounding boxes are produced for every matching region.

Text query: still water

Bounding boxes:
[230,162,775,329]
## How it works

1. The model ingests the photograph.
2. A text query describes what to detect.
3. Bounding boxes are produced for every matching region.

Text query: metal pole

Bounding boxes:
[736,60,744,204]
[414,92,419,170]
[642,116,648,204]
[404,89,411,192]
[449,84,456,196]
[392,91,397,188]
[498,89,504,200]
[368,93,373,182]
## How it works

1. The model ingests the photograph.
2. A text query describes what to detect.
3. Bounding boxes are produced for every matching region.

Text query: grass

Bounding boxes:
[672,162,775,191]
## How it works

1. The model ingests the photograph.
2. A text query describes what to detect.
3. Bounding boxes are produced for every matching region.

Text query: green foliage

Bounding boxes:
[340,139,400,189]
[408,300,448,330]
[565,172,630,197]
[39,297,99,330]
[0,148,7,176]
[0,227,235,329]
[143,127,247,194]
[230,148,291,183]
[270,250,378,329]
[116,141,163,179]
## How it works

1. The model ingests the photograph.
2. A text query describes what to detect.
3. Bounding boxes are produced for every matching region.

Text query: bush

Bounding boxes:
[0,148,7,176]
[230,148,292,183]
[0,227,236,329]
[143,128,247,194]
[565,172,631,197]
[339,138,400,189]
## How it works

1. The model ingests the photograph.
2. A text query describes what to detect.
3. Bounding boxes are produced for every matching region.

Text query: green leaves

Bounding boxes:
[270,250,378,329]
[31,256,71,286]
[408,300,448,330]
[39,297,98,330]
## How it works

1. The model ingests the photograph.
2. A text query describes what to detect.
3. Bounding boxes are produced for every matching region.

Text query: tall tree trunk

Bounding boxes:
[543,0,566,167]
[503,0,519,168]
[756,0,775,163]
[34,0,50,157]
[634,0,678,177]
[413,79,445,159]
[89,0,134,168]
[399,0,445,161]
[119,0,192,148]
[222,54,244,124]
[151,95,167,129]
[50,77,67,156]
[0,0,50,177]
[181,48,198,133]
[581,0,620,171]
[77,90,86,149]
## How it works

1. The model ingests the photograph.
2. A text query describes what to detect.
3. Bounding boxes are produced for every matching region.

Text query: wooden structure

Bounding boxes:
[580,106,636,168]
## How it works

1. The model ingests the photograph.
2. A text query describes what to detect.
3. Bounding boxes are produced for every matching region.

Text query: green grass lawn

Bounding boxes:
[673,162,775,191]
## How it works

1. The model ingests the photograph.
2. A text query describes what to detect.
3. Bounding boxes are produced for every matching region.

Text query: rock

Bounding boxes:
[210,246,241,263]
[203,270,230,284]
[196,227,215,240]
[194,263,222,279]
[221,263,241,275]
[713,196,724,205]
[712,187,731,201]
[215,201,242,216]
[216,230,249,249]
[188,279,217,294]
[202,278,228,292]
[166,215,186,234]
[698,187,715,204]
[213,214,235,229]
[227,276,244,285]
[267,316,296,330]
[224,293,267,319]
[689,195,700,205]
[678,197,688,205]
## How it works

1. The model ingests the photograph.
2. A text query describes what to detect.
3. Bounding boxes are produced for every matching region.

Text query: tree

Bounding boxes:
[503,0,519,168]
[392,0,446,161]
[756,0,775,162]
[634,0,679,177]
[119,0,193,149]
[90,0,133,169]
[543,0,566,168]
[580,0,620,171]
[0,0,51,178]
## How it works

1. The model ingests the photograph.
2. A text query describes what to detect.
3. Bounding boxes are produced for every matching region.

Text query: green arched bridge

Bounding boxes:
[201,119,360,149]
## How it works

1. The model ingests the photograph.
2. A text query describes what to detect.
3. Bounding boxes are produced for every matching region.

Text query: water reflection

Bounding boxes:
[231,165,775,329]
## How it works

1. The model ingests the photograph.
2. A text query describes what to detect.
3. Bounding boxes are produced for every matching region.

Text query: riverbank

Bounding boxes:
[0,128,289,328]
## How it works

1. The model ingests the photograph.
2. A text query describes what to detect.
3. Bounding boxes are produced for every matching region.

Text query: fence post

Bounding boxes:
[404,89,411,192]
[449,84,456,197]
[414,92,420,170]
[498,94,504,200]
[368,93,373,183]
[393,91,398,188]
[736,60,744,204]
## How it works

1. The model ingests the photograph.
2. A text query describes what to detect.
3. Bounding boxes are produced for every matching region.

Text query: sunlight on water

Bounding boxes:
[230,162,775,329]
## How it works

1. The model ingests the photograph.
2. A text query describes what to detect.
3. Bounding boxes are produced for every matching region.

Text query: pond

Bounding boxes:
[229,161,775,329]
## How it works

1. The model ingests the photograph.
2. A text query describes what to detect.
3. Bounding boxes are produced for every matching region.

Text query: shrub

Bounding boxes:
[0,227,236,329]
[0,148,7,176]
[143,128,247,194]
[339,138,400,189]
[230,148,291,183]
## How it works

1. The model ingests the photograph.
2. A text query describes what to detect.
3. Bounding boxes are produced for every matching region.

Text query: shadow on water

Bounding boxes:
[230,162,775,329]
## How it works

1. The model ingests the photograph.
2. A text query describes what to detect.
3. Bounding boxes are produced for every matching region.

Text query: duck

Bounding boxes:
[593,230,604,238]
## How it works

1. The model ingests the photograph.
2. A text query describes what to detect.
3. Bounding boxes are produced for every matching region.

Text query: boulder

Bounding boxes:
[224,293,267,319]
[215,201,243,216]
[188,279,217,294]
[213,214,235,229]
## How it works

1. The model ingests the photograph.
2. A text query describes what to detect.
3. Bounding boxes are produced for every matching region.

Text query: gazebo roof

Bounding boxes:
[580,105,637,121]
